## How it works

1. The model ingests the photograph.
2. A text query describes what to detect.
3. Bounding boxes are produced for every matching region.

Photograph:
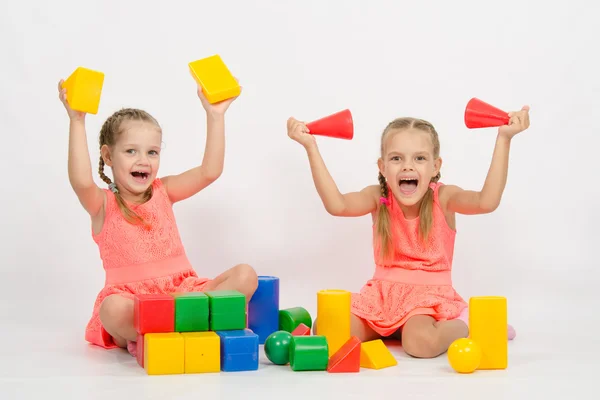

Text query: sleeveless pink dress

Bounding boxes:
[85,178,211,348]
[351,182,468,336]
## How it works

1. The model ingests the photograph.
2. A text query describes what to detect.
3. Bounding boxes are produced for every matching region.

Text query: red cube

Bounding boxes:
[133,294,174,334]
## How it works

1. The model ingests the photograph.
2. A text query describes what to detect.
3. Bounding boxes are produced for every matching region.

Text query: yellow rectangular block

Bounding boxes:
[61,66,104,114]
[360,339,397,369]
[469,296,508,370]
[188,55,240,104]
[181,332,220,373]
[144,332,184,375]
[316,290,351,356]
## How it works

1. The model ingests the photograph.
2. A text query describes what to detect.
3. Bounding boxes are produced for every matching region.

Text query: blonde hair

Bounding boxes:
[376,117,441,260]
[98,108,161,226]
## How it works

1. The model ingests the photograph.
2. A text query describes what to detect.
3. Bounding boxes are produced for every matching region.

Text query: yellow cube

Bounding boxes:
[144,332,184,375]
[360,339,397,369]
[61,67,105,114]
[189,55,240,104]
[469,296,508,370]
[181,332,220,373]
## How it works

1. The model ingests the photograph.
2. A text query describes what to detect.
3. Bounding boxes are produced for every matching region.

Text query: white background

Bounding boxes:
[1,0,598,398]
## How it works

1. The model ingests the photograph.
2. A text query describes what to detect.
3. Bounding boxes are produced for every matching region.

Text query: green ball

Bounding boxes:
[264,330,293,365]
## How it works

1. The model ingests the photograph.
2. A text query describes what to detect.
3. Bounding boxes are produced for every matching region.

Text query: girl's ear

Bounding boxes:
[434,157,443,177]
[377,157,385,177]
[101,145,112,167]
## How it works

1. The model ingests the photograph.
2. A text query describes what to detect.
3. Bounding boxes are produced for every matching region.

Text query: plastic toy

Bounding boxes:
[264,330,293,365]
[144,332,185,375]
[216,329,259,372]
[61,66,105,114]
[188,54,240,104]
[134,289,257,375]
[291,323,311,336]
[327,336,361,373]
[248,276,280,344]
[464,98,510,129]
[360,339,397,369]
[205,290,246,330]
[182,332,220,373]
[469,296,508,369]
[279,307,312,332]
[289,336,329,371]
[306,109,354,140]
[171,292,209,332]
[134,294,175,334]
[447,338,482,374]
[316,289,351,356]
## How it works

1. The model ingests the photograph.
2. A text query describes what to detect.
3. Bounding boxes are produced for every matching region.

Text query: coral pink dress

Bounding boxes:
[351,182,467,336]
[85,178,211,348]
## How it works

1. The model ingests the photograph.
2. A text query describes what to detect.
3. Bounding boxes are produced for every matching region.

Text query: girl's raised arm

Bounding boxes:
[59,80,104,217]
[288,117,378,217]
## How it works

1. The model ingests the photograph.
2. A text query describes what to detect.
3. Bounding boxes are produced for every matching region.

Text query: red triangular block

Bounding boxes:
[464,98,510,129]
[306,109,354,140]
[291,323,311,336]
[327,336,361,373]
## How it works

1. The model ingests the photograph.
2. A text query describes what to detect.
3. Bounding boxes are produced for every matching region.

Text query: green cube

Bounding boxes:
[171,292,209,332]
[205,290,246,330]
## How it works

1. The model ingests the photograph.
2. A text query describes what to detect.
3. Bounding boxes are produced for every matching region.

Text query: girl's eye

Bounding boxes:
[126,149,135,154]
[149,150,158,156]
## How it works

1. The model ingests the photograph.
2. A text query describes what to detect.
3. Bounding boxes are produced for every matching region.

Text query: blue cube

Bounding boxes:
[215,329,259,372]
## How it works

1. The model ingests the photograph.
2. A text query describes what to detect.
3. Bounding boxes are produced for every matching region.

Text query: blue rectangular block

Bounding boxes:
[216,329,259,372]
[248,276,280,344]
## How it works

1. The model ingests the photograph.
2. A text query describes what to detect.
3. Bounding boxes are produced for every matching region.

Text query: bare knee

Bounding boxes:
[402,330,440,358]
[99,295,133,330]
[233,264,258,299]
[313,315,379,342]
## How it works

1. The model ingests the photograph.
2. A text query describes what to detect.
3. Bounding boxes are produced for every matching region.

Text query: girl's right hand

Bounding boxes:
[287,117,316,148]
[58,79,86,122]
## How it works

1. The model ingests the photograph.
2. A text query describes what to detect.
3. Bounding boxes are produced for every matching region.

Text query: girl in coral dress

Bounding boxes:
[58,79,258,355]
[286,108,528,358]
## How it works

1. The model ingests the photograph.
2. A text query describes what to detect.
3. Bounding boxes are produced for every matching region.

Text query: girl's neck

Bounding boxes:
[118,188,151,205]
[396,197,423,220]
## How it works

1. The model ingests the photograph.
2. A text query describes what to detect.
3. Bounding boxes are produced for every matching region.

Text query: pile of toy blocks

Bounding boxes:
[270,310,397,372]
[134,290,258,375]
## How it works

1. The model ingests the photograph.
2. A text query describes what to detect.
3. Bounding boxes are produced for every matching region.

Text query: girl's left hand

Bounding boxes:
[498,105,530,139]
[197,77,241,116]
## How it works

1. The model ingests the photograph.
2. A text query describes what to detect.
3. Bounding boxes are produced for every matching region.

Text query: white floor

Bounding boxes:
[1,316,598,400]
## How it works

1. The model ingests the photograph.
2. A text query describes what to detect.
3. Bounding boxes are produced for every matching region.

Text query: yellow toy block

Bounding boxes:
[360,339,397,369]
[144,332,184,375]
[182,332,220,373]
[469,296,508,370]
[61,66,104,114]
[316,289,351,356]
[188,55,240,104]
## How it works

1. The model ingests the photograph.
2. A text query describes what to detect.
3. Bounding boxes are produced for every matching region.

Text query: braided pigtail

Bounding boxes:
[375,172,393,261]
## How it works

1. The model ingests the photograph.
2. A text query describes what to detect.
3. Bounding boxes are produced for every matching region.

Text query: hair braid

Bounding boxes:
[376,171,393,261]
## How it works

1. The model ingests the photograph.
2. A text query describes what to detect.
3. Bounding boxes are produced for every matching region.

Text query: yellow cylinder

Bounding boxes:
[316,289,351,356]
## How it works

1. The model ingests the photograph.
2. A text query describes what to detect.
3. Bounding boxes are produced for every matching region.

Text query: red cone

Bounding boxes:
[464,98,510,129]
[307,109,354,140]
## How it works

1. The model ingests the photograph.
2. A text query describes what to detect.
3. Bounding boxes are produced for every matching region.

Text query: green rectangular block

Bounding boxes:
[205,290,246,330]
[171,292,209,332]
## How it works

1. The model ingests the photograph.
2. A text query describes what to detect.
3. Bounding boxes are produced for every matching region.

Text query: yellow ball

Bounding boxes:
[447,338,482,373]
